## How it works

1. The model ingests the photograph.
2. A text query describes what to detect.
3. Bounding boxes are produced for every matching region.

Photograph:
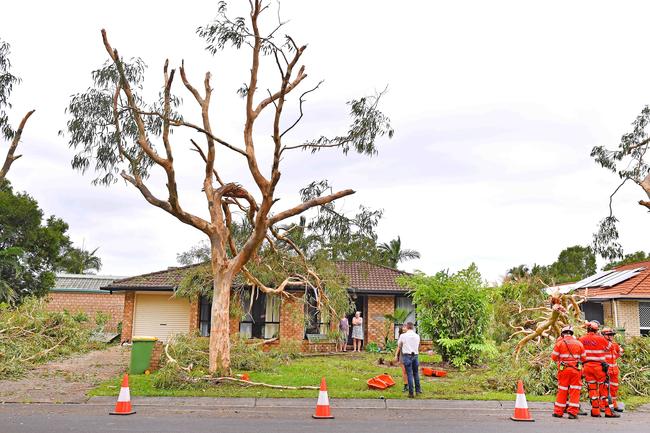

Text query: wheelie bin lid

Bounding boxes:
[132,336,158,342]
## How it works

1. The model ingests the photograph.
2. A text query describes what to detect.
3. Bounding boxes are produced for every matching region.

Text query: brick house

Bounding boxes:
[550,261,650,337]
[46,273,125,331]
[102,261,421,349]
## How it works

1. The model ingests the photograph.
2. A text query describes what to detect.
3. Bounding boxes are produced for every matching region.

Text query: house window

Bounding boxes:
[304,289,329,337]
[239,289,280,339]
[199,296,211,337]
[394,296,416,339]
[640,302,650,336]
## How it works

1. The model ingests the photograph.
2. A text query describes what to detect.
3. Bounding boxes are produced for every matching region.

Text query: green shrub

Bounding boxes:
[400,264,493,368]
[365,342,381,353]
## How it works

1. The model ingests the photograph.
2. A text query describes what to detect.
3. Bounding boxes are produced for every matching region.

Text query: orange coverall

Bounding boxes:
[551,335,585,416]
[579,333,614,416]
[604,341,623,409]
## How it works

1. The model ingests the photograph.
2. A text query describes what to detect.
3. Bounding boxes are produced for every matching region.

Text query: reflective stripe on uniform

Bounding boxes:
[610,382,619,386]
[568,403,580,407]
[569,385,581,390]
[558,385,568,390]
[555,402,566,407]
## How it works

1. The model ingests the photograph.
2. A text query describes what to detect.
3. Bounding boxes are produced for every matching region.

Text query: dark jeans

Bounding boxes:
[402,353,421,395]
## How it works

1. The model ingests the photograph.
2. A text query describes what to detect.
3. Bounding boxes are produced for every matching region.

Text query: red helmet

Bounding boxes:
[586,321,600,332]
[602,327,616,336]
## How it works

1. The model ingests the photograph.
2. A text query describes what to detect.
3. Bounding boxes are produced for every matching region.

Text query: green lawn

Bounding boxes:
[90,352,650,409]
[91,352,550,401]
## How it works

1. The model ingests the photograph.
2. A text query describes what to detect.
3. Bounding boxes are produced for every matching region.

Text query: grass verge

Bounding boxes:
[91,352,557,401]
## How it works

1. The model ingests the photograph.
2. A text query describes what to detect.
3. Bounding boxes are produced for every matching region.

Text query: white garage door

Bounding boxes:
[133,294,190,342]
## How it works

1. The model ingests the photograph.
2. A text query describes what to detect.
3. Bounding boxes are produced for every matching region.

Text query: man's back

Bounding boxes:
[398,330,420,354]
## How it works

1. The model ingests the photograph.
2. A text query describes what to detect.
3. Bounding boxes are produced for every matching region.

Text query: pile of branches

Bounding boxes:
[485,337,650,398]
[154,333,303,390]
[0,298,105,379]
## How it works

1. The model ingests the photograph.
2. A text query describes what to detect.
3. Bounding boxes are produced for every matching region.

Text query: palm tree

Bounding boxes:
[59,246,102,274]
[378,236,421,268]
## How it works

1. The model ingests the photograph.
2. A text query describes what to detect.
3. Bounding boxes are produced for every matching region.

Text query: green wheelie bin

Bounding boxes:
[130,336,158,374]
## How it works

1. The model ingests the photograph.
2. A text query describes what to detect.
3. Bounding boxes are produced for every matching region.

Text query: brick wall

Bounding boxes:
[46,292,124,331]
[280,294,305,341]
[616,300,640,337]
[121,292,136,343]
[367,295,395,345]
[149,340,164,371]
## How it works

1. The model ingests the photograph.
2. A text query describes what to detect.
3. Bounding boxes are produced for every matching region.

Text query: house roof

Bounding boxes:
[53,273,125,294]
[102,261,410,294]
[334,261,410,294]
[570,261,650,300]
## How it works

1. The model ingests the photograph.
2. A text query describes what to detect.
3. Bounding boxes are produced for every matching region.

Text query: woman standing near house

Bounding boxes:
[338,316,349,352]
[351,311,364,352]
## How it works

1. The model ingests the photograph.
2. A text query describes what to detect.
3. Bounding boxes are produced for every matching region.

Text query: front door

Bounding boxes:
[347,295,366,345]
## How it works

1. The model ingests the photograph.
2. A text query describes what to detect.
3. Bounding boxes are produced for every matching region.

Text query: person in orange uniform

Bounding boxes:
[551,325,585,419]
[579,321,620,418]
[602,327,624,412]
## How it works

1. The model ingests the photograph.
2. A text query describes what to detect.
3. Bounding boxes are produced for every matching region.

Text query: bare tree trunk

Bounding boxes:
[208,245,232,375]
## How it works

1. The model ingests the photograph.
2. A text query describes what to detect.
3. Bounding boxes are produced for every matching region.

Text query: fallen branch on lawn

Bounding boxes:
[198,375,319,390]
[164,341,193,372]
[20,336,68,362]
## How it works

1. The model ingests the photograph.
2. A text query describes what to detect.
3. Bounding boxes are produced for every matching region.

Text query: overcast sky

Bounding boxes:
[2,0,649,282]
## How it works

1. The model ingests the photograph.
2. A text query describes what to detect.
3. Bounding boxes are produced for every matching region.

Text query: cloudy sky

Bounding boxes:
[2,0,649,282]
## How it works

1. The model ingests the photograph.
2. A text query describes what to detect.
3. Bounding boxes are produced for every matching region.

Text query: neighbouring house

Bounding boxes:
[47,273,125,331]
[102,261,424,350]
[548,261,650,337]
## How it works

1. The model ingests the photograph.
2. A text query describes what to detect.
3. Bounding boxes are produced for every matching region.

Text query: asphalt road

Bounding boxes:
[2,403,649,433]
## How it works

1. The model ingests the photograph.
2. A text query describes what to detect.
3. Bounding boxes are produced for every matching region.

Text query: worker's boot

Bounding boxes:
[552,413,563,418]
[614,406,624,413]
[578,407,588,416]
[605,411,620,418]
[568,413,578,419]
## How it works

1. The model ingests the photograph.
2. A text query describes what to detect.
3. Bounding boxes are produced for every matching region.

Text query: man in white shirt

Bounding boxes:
[395,322,421,397]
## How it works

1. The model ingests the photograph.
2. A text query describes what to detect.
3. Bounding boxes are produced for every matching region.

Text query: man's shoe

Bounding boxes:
[605,412,621,418]
[568,413,578,419]
[416,390,422,395]
[614,407,624,413]
[552,413,563,418]
[402,384,408,392]
[408,393,414,398]
[578,408,588,416]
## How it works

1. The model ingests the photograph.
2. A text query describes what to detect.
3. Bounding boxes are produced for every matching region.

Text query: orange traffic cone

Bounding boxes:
[110,374,136,415]
[312,377,334,419]
[510,380,534,422]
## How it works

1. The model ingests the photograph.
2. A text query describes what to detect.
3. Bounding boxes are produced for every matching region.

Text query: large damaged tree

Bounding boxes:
[0,39,34,182]
[591,106,650,259]
[63,1,393,374]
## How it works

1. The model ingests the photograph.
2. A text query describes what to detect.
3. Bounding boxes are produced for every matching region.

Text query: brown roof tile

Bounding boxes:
[103,261,410,294]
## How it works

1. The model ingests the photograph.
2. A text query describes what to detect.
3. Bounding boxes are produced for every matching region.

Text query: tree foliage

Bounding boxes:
[604,250,649,270]
[0,180,72,305]
[378,236,420,268]
[58,246,103,274]
[591,106,650,260]
[505,244,596,285]
[400,264,494,368]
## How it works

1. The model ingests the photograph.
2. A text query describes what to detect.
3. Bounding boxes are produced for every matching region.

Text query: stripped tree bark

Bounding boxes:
[64,1,393,375]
